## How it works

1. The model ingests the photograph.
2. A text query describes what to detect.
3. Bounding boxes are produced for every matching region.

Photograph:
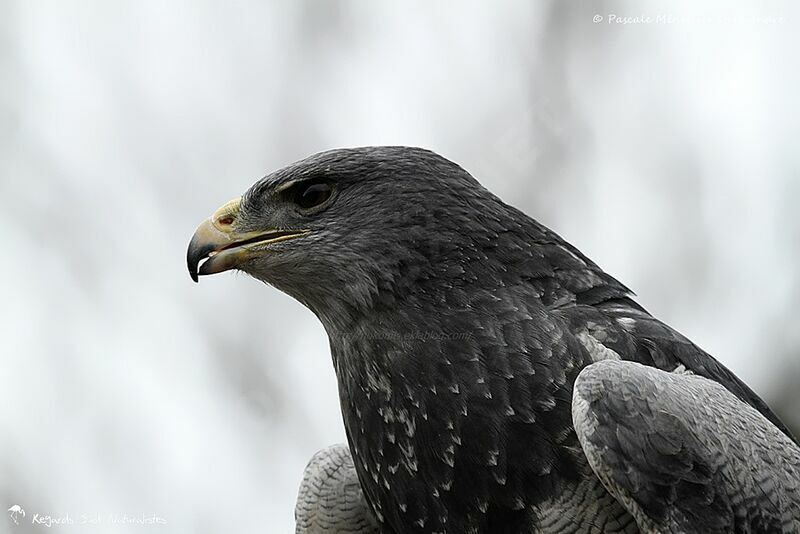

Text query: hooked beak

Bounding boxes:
[187,197,310,282]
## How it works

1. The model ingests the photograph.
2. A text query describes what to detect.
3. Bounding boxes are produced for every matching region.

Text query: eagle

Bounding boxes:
[187,147,800,533]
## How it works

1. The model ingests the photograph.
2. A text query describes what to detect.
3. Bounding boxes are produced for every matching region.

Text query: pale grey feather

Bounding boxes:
[295,444,379,534]
[572,359,800,534]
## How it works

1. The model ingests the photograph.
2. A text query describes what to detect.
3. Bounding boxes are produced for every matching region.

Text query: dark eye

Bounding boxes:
[293,181,333,210]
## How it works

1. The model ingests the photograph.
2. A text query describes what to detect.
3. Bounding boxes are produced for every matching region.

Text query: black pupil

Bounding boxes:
[297,182,332,209]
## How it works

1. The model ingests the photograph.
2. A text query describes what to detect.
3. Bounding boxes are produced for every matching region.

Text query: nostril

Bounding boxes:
[218,215,235,226]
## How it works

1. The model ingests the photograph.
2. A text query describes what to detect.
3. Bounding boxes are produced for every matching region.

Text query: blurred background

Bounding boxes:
[2,0,798,532]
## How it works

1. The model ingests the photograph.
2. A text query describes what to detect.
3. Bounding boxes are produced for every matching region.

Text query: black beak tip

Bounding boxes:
[187,240,204,283]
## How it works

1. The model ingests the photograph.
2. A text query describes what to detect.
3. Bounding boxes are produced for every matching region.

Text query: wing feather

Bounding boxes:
[572,359,800,533]
[295,444,379,534]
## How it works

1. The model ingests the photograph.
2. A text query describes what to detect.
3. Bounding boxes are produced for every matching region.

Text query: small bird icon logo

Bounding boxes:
[7,505,25,525]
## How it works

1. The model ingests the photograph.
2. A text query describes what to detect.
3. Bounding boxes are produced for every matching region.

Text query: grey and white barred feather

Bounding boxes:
[295,444,379,534]
[573,359,800,534]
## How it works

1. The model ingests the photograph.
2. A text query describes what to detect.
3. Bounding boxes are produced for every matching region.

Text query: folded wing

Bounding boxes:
[572,359,800,533]
[295,443,379,534]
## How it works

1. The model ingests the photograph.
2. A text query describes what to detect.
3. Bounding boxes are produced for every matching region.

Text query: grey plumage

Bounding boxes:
[573,359,800,533]
[304,358,800,533]
[187,146,800,533]
[296,444,378,534]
